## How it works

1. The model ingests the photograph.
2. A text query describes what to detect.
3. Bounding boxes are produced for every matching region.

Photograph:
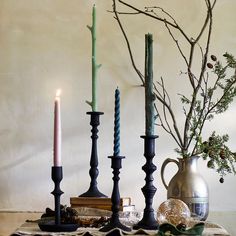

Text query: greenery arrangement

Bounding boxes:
[111,0,236,181]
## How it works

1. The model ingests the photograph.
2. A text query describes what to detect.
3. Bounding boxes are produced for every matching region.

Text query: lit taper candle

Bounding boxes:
[53,89,62,166]
[145,34,155,136]
[113,88,120,156]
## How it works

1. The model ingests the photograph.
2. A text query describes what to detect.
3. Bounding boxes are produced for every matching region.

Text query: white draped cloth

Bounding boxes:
[12,221,230,236]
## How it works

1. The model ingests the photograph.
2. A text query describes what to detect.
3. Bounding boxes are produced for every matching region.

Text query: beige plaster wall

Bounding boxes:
[0,0,235,219]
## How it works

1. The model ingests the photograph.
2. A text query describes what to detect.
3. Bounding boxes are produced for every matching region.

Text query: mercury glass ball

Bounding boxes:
[157,198,191,226]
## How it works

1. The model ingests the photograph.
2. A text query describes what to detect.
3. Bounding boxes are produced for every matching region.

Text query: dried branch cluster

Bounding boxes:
[111,0,236,178]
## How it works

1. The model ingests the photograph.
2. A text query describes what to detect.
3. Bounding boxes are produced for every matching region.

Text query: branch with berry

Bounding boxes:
[111,0,236,182]
[197,132,236,183]
[181,52,236,182]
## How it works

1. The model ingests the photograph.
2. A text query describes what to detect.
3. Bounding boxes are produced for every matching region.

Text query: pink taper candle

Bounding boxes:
[53,89,62,166]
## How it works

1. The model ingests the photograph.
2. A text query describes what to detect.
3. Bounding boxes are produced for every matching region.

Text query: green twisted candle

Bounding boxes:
[113,88,120,156]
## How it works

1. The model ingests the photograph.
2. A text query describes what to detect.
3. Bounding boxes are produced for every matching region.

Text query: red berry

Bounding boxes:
[207,63,213,69]
[211,55,217,61]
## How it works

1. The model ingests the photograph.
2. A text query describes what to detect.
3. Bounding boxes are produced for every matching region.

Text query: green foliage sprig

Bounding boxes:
[197,132,236,182]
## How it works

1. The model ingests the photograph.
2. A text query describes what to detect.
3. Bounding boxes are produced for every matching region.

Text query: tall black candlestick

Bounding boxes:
[79,111,107,198]
[133,135,159,230]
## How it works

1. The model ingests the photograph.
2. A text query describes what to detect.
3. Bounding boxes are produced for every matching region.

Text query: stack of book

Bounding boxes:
[70,197,135,212]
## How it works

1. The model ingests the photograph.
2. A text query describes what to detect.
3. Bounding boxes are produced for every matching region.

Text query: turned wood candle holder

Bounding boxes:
[133,135,159,230]
[100,156,131,232]
[79,111,107,198]
[38,167,79,232]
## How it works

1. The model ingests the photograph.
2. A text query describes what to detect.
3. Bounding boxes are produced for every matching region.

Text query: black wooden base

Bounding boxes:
[38,221,79,232]
[99,220,131,232]
[79,186,107,198]
[133,216,159,230]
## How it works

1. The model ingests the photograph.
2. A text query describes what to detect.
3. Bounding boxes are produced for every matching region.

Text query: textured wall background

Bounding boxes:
[0,0,235,218]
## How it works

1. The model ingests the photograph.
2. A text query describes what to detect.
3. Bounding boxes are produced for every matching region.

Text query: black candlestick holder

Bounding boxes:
[100,156,131,232]
[38,167,79,232]
[79,111,107,198]
[133,135,159,230]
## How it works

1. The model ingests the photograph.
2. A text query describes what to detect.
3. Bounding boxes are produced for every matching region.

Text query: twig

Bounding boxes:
[112,0,145,85]
[117,0,191,43]
[183,0,214,152]
[153,82,184,147]
[164,21,191,86]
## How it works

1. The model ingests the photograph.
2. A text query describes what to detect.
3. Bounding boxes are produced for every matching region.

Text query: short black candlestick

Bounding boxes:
[100,156,131,232]
[133,135,159,230]
[52,166,63,225]
[79,111,107,198]
[38,167,79,232]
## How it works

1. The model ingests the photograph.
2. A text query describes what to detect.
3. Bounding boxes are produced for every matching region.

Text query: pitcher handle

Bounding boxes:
[161,158,179,190]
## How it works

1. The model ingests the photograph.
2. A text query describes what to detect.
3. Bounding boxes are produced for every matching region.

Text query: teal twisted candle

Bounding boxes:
[113,88,120,156]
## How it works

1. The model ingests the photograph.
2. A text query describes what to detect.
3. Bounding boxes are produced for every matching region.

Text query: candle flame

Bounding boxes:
[56,89,61,97]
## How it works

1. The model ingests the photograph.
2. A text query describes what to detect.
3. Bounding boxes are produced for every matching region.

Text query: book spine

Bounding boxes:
[71,204,135,212]
[70,197,131,206]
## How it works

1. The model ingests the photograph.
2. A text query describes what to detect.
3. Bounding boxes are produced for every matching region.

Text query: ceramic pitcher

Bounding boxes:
[161,156,209,220]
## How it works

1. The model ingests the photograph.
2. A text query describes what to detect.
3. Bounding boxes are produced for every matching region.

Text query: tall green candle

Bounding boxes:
[86,4,101,111]
[145,33,155,136]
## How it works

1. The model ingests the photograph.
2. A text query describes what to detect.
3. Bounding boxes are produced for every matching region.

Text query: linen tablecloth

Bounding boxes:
[11,221,230,236]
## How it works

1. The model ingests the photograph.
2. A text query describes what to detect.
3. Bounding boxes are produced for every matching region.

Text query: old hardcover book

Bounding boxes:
[70,197,131,206]
[71,204,135,212]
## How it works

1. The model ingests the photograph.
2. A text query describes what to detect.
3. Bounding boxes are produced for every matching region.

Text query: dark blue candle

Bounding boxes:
[113,88,120,156]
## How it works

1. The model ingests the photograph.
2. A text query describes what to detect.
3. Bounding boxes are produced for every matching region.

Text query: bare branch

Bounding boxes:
[183,0,214,151]
[117,0,192,43]
[156,79,171,105]
[153,81,184,147]
[112,0,145,85]
[154,96,182,148]
[195,0,217,43]
[112,0,236,160]
[145,6,178,25]
[160,78,174,135]
[108,10,141,15]
[164,21,189,67]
